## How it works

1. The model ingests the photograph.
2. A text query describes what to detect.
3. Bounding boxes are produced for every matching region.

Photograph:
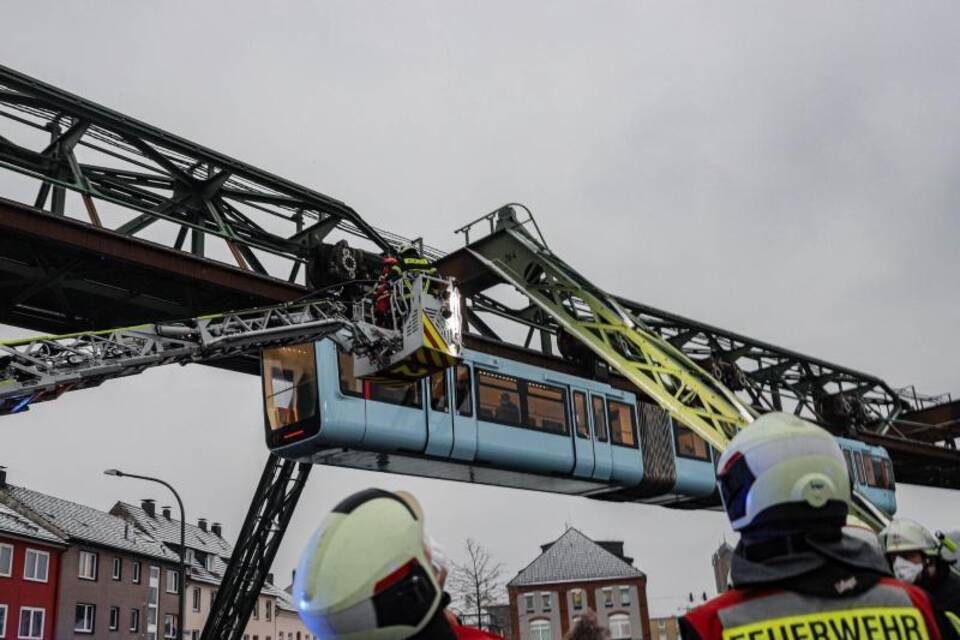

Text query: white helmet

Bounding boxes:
[879,518,939,557]
[717,412,851,532]
[294,489,443,640]
[396,241,420,257]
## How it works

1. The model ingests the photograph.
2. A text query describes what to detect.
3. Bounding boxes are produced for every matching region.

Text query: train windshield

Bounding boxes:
[262,343,318,431]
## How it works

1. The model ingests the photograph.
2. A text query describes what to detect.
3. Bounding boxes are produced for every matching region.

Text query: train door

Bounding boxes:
[590,393,613,481]
[325,344,367,447]
[361,377,427,453]
[571,388,595,478]
[450,363,478,461]
[425,369,455,457]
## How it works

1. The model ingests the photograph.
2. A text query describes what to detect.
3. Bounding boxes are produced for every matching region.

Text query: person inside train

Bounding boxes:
[681,412,950,640]
[293,487,502,640]
[880,518,960,635]
[496,391,520,423]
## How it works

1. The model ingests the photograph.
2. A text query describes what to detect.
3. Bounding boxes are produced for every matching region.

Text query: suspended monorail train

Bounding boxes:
[262,337,897,515]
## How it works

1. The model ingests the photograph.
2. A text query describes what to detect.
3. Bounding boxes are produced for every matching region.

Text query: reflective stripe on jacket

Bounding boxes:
[682,577,943,640]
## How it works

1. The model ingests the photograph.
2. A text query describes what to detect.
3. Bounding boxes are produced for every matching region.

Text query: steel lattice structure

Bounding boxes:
[0,64,438,283]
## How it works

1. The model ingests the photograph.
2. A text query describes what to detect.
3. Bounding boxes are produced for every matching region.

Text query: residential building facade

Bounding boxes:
[0,476,181,640]
[649,616,679,640]
[507,529,650,640]
[0,500,65,640]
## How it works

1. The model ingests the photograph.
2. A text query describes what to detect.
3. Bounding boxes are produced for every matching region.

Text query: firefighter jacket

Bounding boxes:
[682,534,946,640]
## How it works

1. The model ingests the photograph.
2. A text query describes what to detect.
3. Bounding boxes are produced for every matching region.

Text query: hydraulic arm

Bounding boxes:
[457,206,755,451]
[0,274,461,416]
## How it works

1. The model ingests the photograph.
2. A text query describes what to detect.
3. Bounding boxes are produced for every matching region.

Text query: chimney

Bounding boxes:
[211,522,222,537]
[0,466,6,488]
[162,506,172,520]
[198,518,208,532]
[141,499,156,518]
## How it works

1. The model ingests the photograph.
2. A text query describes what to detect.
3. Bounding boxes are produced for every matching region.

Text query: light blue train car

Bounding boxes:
[262,339,896,513]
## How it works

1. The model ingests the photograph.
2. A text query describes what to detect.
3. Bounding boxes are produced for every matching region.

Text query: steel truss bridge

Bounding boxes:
[1,65,957,639]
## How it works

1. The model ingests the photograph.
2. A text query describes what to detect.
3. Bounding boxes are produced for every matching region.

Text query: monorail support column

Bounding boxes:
[202,455,311,640]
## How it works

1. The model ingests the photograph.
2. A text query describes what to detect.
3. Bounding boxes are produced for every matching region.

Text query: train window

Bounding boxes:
[430,371,449,413]
[607,400,638,448]
[591,396,608,442]
[262,343,318,431]
[853,452,866,485]
[526,382,568,435]
[476,371,522,425]
[336,349,363,397]
[675,425,710,461]
[842,450,855,484]
[455,365,473,417]
[573,392,589,439]
[369,380,422,408]
[862,455,876,487]
[884,459,895,489]
[870,456,885,488]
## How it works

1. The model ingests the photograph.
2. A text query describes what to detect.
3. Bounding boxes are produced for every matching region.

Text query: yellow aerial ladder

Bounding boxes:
[453,204,889,530]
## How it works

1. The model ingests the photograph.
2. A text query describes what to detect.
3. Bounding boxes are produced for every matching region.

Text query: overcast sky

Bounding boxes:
[2,1,959,618]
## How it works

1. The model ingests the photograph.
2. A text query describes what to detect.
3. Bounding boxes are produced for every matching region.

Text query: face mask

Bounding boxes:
[893,556,923,583]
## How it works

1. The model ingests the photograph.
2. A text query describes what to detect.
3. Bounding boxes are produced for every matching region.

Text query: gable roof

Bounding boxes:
[1,485,176,562]
[110,502,232,558]
[0,501,65,545]
[508,528,644,587]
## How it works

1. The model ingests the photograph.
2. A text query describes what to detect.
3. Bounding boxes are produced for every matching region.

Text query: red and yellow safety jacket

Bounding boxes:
[682,577,943,640]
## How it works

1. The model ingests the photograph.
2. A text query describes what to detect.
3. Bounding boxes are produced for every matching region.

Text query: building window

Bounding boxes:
[74,603,96,634]
[193,587,202,612]
[530,620,551,640]
[602,587,613,608]
[0,604,7,639]
[163,614,178,639]
[571,589,584,610]
[18,607,44,640]
[166,568,179,594]
[112,557,122,580]
[133,561,141,583]
[130,609,140,632]
[524,594,535,614]
[609,614,631,640]
[657,620,667,630]
[0,543,12,577]
[206,554,216,572]
[79,550,98,580]
[253,598,260,620]
[23,549,49,583]
[266,600,272,622]
[109,607,120,631]
[541,593,552,613]
[185,549,195,565]
[619,586,631,606]
[211,590,218,608]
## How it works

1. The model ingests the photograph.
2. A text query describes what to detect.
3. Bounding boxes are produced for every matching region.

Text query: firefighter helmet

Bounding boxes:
[879,518,940,557]
[293,488,443,640]
[717,412,850,532]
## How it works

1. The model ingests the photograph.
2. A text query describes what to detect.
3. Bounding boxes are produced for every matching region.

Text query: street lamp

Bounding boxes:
[105,468,186,640]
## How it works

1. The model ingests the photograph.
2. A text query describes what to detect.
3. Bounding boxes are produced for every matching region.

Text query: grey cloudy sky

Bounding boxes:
[2,0,959,617]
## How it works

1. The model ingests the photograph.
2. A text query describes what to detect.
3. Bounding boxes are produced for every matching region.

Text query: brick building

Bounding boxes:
[0,480,181,640]
[507,529,650,640]
[649,616,679,640]
[111,500,317,640]
[0,499,65,640]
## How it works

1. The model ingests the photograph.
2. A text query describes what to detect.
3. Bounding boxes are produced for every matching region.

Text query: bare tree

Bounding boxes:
[449,538,505,630]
